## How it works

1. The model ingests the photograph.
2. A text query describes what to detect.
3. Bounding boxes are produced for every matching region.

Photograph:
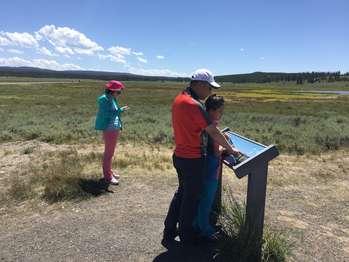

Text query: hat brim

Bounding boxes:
[209,81,221,89]
[105,83,124,91]
[107,88,123,91]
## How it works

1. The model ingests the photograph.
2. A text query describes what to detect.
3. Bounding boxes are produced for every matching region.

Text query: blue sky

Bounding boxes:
[0,0,348,76]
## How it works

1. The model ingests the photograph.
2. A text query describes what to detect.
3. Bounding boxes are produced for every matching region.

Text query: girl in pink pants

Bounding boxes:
[95,80,129,185]
[102,130,120,183]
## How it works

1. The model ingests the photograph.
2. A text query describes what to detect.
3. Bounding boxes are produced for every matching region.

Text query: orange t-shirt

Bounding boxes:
[172,91,209,158]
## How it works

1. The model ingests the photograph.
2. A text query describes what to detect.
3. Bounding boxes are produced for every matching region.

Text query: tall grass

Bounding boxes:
[0,79,348,154]
[0,149,100,206]
[0,143,173,207]
[41,150,90,203]
[217,189,291,261]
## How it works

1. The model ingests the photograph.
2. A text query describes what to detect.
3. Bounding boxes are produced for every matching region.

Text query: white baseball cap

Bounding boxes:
[191,68,221,89]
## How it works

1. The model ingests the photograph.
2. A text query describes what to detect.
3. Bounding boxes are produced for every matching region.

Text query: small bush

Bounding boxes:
[22,146,35,155]
[217,189,291,261]
[262,229,291,262]
[7,175,37,201]
[41,150,89,203]
[4,149,103,205]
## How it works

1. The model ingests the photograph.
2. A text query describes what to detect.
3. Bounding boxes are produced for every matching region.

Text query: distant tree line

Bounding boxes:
[0,66,348,84]
[216,71,346,84]
[0,66,189,82]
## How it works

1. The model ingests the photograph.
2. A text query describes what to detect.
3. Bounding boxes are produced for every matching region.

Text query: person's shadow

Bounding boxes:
[153,241,218,262]
[79,178,114,196]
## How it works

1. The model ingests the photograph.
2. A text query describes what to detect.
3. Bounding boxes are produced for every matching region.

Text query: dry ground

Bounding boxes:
[0,140,348,261]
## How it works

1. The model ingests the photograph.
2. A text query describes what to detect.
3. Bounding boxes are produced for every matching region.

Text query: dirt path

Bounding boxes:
[0,141,348,261]
[0,174,180,262]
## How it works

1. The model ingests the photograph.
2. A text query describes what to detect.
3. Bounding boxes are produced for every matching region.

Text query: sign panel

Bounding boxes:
[222,129,279,178]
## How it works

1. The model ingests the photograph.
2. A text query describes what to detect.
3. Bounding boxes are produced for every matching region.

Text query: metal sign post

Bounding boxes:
[213,128,279,261]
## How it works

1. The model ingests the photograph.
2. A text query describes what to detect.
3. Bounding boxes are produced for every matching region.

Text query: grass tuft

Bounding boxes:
[217,189,291,261]
[7,175,37,201]
[41,150,85,203]
[3,149,104,205]
[262,229,291,262]
[1,144,174,206]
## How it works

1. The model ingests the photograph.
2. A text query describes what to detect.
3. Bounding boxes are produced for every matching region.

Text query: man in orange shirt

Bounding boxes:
[162,69,240,248]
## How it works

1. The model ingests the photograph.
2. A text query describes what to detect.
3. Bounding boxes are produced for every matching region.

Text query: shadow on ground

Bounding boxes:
[79,178,114,196]
[153,241,218,262]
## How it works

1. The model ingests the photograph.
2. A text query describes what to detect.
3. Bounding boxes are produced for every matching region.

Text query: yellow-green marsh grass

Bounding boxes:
[221,89,338,102]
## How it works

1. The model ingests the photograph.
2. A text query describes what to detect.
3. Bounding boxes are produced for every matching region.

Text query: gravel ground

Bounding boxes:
[0,141,348,261]
[0,174,217,262]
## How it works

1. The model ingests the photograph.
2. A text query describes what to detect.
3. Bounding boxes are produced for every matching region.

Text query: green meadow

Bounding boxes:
[0,78,348,154]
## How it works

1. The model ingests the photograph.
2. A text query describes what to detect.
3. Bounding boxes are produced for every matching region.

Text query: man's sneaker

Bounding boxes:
[161,229,179,249]
[108,176,119,185]
[112,173,120,179]
[161,236,179,249]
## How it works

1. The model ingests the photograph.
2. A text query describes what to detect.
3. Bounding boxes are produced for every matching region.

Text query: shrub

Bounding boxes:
[7,175,37,201]
[3,149,103,205]
[217,189,291,261]
[41,150,89,203]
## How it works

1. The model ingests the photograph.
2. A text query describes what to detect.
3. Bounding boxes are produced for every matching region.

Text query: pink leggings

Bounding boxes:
[102,130,120,181]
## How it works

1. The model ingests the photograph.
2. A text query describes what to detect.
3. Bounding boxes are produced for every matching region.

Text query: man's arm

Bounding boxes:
[205,124,240,156]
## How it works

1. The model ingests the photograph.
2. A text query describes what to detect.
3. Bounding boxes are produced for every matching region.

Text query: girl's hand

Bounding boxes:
[227,147,240,157]
[121,105,130,111]
[218,146,226,156]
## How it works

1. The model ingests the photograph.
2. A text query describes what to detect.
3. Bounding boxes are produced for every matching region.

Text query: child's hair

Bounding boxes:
[205,94,224,111]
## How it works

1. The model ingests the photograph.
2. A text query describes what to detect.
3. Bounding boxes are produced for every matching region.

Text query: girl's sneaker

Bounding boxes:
[108,176,119,185]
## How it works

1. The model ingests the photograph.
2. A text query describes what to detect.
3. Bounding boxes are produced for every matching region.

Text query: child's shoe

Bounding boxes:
[108,176,119,185]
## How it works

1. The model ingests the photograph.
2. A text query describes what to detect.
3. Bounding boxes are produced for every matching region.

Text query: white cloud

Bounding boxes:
[0,57,30,67]
[7,49,23,54]
[0,26,185,76]
[36,25,103,56]
[98,54,126,64]
[55,46,74,55]
[38,46,56,56]
[0,56,83,70]
[259,56,265,60]
[108,46,131,57]
[105,46,134,64]
[34,31,43,41]
[74,48,97,55]
[0,36,11,46]
[137,57,147,63]
[240,48,244,52]
[33,59,83,70]
[127,66,185,77]
[132,51,143,56]
[0,31,38,48]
